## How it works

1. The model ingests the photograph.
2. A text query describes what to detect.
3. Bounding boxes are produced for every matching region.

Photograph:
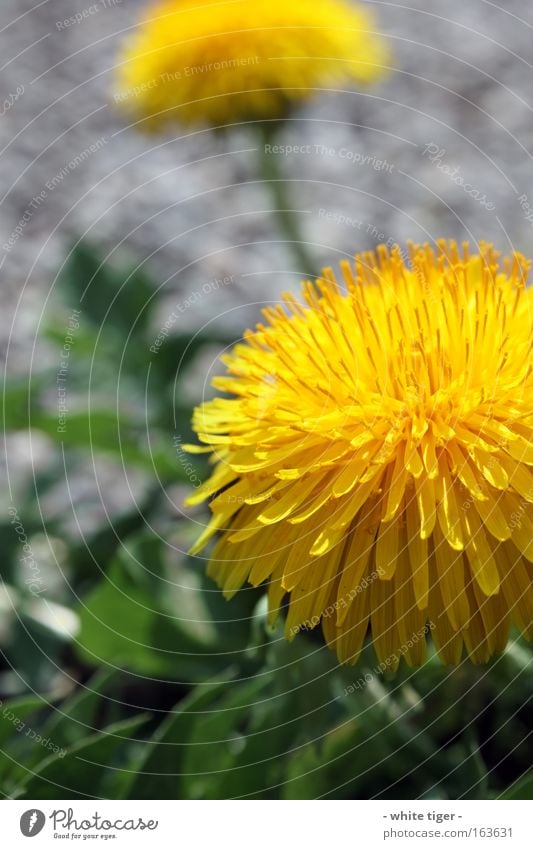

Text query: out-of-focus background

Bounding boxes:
[4,0,533,345]
[1,0,532,801]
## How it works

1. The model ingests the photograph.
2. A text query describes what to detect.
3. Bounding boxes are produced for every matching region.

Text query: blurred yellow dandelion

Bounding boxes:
[115,0,387,128]
[187,241,533,668]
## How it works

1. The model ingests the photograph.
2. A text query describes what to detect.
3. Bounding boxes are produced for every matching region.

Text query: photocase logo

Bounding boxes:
[20,810,46,837]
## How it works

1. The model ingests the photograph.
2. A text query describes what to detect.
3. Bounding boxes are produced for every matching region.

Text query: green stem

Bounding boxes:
[256,123,316,280]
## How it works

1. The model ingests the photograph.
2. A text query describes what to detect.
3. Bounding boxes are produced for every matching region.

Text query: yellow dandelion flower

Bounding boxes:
[187,241,533,668]
[115,0,387,128]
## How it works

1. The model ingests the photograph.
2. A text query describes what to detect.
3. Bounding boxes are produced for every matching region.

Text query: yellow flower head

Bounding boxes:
[115,0,387,128]
[187,241,533,668]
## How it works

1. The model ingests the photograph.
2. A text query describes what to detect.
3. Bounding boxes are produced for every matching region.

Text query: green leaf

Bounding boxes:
[282,669,454,801]
[68,494,161,581]
[181,673,273,799]
[2,375,49,431]
[18,669,116,776]
[2,598,74,692]
[283,720,361,800]
[455,736,490,800]
[0,694,62,792]
[12,714,149,800]
[500,772,533,800]
[0,696,46,756]
[2,673,149,799]
[57,242,154,335]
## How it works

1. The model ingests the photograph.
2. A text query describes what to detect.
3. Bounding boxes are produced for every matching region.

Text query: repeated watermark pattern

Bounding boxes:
[114,57,260,104]
[318,209,409,265]
[421,143,495,211]
[173,435,202,488]
[0,700,66,758]
[8,506,47,597]
[46,137,108,192]
[56,310,82,433]
[56,0,122,30]
[265,142,394,172]
[343,622,437,694]
[2,138,109,254]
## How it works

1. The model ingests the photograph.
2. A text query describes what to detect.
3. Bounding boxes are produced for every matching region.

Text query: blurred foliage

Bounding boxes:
[1,243,532,799]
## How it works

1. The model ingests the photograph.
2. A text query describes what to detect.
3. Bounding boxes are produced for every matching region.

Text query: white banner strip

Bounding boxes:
[0,799,530,847]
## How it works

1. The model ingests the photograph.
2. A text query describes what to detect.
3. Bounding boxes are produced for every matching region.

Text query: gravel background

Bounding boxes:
[2,0,533,360]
